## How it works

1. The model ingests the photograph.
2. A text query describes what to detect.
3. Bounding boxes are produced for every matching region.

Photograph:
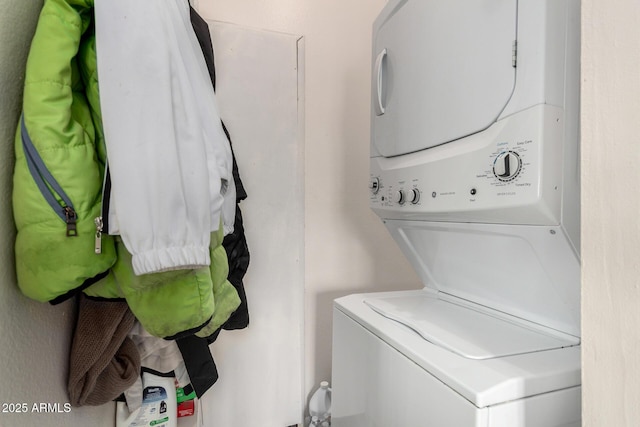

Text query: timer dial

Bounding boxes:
[493,151,522,182]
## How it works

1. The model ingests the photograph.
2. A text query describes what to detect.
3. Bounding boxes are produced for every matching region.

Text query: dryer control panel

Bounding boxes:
[370,105,564,225]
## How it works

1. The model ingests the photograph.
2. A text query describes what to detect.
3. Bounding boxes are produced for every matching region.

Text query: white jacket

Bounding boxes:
[95,0,235,275]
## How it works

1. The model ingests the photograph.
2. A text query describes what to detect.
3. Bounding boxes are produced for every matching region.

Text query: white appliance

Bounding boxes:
[332,0,581,426]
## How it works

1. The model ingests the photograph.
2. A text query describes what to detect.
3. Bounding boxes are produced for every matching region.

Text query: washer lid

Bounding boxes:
[364,293,579,360]
[335,290,582,408]
[372,0,517,157]
[384,220,582,337]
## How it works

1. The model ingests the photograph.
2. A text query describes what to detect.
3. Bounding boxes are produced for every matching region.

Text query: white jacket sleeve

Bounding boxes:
[95,0,233,275]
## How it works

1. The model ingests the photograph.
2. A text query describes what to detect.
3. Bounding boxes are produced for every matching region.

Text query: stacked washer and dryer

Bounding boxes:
[331,0,581,426]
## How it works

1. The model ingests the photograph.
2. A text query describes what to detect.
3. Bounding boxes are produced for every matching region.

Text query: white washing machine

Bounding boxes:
[332,0,581,426]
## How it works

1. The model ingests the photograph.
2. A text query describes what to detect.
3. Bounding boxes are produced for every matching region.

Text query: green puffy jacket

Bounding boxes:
[13,0,240,339]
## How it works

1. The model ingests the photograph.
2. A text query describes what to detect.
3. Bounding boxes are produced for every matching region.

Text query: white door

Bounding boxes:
[372,0,517,157]
[199,21,305,427]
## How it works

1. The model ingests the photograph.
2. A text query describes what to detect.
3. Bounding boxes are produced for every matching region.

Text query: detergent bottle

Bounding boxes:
[308,381,331,426]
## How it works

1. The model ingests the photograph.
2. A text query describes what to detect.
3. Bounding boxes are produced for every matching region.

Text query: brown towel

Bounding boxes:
[68,294,141,406]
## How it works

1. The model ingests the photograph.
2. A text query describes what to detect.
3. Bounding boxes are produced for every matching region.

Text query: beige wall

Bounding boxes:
[0,0,114,425]
[197,0,422,402]
[581,1,640,425]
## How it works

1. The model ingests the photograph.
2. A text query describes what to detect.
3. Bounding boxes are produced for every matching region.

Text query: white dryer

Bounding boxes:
[332,0,581,426]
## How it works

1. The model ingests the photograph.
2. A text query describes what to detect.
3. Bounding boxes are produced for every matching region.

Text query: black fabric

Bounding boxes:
[220,204,250,332]
[175,334,219,398]
[163,315,212,341]
[50,269,111,305]
[100,164,111,233]
[189,7,216,89]
[222,121,248,201]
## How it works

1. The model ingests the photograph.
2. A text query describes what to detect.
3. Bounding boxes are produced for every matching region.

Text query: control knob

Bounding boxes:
[393,190,406,205]
[370,177,380,194]
[493,151,522,182]
[407,188,420,204]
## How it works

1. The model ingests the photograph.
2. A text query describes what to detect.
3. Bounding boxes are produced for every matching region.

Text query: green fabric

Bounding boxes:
[82,270,122,299]
[106,227,240,339]
[196,227,241,338]
[13,0,116,302]
[13,0,240,339]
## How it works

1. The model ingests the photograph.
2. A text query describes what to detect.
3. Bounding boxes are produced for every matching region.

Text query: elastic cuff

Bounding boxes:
[132,246,211,276]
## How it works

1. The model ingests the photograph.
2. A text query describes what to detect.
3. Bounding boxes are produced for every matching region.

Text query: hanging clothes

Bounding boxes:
[189,5,251,334]
[14,0,252,404]
[13,0,240,340]
[68,295,140,407]
[94,0,236,276]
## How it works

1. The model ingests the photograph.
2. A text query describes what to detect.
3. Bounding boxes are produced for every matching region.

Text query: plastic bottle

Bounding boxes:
[116,371,177,427]
[308,381,332,426]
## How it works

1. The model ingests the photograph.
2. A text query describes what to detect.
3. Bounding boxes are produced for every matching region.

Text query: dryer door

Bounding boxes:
[372,0,517,158]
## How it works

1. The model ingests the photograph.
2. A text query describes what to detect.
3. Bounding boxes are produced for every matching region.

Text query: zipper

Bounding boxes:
[94,216,103,254]
[20,115,78,237]
[63,206,78,237]
[94,161,112,254]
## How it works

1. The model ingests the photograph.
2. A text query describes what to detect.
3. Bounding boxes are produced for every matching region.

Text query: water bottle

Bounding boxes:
[308,381,331,426]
